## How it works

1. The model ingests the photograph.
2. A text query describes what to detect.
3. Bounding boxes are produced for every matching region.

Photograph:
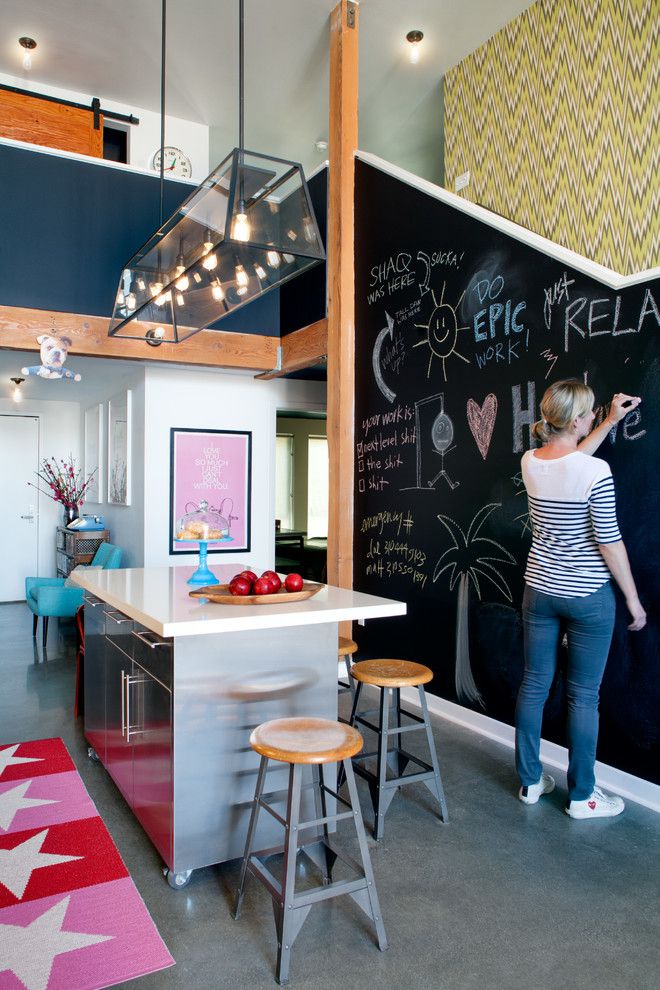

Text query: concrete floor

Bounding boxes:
[2,603,658,990]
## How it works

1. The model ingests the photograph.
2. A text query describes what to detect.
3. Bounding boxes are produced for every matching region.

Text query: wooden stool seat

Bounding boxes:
[351,659,433,688]
[250,717,363,765]
[338,636,358,658]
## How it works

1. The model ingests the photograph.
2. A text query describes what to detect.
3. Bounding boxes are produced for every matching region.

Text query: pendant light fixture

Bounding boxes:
[108,0,325,344]
[10,377,25,402]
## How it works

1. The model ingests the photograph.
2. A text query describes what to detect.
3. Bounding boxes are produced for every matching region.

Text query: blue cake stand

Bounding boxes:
[177,537,234,584]
[182,540,218,585]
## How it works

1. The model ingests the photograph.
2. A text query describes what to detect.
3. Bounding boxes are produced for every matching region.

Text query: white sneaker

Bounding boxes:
[565,787,625,819]
[518,772,555,805]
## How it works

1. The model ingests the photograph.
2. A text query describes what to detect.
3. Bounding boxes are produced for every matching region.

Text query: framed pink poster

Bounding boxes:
[169,428,252,554]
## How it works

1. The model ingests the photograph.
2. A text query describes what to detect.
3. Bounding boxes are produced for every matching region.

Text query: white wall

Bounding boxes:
[0,397,80,578]
[80,369,146,569]
[0,71,210,181]
[143,366,326,571]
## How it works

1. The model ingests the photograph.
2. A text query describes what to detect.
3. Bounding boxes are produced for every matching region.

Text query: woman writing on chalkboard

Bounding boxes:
[515,380,646,819]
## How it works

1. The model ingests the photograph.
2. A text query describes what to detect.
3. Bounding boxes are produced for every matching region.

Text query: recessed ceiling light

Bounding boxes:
[406,30,423,64]
[19,37,37,71]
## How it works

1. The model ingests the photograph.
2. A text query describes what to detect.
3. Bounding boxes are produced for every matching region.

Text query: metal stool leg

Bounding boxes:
[337,681,363,788]
[418,685,449,823]
[387,688,408,776]
[233,755,269,919]
[310,763,337,883]
[343,757,388,951]
[275,762,304,986]
[373,687,390,840]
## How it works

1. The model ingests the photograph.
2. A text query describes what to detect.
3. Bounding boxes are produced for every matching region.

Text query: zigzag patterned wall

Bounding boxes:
[444,0,659,275]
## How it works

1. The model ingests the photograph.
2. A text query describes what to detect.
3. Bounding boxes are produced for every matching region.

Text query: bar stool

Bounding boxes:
[344,659,449,840]
[233,717,388,986]
[337,636,357,701]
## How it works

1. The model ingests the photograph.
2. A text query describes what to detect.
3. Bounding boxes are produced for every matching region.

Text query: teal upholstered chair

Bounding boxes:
[26,543,122,646]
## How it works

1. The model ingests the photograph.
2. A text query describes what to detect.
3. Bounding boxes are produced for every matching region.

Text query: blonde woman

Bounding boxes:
[515,379,646,819]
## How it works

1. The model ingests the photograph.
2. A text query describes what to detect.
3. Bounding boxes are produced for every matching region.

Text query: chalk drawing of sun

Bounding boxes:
[413,282,470,380]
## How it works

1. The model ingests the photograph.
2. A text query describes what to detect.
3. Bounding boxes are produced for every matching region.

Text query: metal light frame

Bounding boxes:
[108,0,325,345]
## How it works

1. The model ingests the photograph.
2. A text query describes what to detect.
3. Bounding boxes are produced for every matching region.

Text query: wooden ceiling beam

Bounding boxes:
[255,318,327,380]
[326,0,358,593]
[0,304,280,371]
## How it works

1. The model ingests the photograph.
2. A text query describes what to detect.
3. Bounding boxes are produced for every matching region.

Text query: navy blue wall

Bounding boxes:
[0,143,281,336]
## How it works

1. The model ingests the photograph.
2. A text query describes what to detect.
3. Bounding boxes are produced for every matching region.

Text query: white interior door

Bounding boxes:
[0,415,39,601]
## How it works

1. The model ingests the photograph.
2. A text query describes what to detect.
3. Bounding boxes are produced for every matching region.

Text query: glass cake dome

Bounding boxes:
[175,499,229,542]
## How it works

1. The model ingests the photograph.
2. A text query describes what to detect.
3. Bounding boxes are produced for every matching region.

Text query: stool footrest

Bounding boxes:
[257,798,288,829]
[293,876,369,909]
[298,809,356,831]
[387,721,427,736]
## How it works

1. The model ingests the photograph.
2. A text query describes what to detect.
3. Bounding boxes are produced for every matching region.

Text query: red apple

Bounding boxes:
[253,577,274,595]
[285,573,304,593]
[240,570,258,586]
[261,570,278,581]
[266,573,282,593]
[230,576,251,596]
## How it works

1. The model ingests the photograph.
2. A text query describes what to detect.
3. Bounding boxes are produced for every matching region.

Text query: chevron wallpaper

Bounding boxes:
[444,0,659,275]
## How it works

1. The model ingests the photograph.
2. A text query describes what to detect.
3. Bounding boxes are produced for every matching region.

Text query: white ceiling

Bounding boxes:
[0,351,140,404]
[0,350,256,405]
[1,0,532,181]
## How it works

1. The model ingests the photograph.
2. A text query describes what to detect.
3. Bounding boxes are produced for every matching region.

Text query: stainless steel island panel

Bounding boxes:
[171,622,336,872]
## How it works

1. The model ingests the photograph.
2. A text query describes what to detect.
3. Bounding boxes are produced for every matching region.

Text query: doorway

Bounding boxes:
[275,411,328,581]
[0,414,40,600]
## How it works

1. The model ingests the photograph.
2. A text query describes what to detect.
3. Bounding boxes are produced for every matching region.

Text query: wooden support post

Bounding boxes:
[327,0,358,595]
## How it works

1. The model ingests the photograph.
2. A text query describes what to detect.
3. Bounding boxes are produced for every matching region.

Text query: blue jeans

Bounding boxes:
[515,582,615,801]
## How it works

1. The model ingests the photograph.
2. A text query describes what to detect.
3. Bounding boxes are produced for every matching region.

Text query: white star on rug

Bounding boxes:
[0,894,113,990]
[0,828,83,899]
[0,745,43,779]
[0,781,59,832]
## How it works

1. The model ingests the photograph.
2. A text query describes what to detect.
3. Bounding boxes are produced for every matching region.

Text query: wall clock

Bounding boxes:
[151,146,193,178]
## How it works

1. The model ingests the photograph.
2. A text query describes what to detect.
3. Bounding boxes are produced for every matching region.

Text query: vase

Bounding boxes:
[63,504,79,526]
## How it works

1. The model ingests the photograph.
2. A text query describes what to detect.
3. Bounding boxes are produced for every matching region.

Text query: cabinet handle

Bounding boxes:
[104,609,131,623]
[132,630,169,649]
[125,673,147,741]
[121,670,126,738]
[83,595,103,607]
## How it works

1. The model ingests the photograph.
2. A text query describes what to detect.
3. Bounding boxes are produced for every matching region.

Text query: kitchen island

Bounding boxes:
[71,565,406,887]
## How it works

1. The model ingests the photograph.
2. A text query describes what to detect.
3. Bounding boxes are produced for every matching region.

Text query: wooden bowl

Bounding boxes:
[189,582,323,605]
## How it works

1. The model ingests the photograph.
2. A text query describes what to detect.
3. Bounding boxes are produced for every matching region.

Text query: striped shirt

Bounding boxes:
[521,450,621,598]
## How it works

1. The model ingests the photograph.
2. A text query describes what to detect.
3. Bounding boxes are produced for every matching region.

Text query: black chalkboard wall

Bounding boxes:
[353,158,659,785]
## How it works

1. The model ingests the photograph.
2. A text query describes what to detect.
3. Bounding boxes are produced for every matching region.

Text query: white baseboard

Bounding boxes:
[399,687,660,814]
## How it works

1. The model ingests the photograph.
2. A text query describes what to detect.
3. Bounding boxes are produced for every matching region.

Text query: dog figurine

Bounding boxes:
[22,334,82,381]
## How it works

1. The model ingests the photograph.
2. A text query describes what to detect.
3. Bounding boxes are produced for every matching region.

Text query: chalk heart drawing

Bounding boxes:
[467,394,498,460]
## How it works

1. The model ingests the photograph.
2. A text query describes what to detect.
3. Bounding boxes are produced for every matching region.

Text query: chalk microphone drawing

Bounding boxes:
[413,281,470,380]
[433,503,515,709]
[372,311,397,403]
[466,393,498,460]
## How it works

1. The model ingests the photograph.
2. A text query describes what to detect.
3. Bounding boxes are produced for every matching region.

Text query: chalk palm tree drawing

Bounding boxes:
[433,503,515,708]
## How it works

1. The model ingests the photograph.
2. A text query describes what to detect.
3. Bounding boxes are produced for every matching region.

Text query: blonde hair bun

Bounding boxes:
[536,379,595,442]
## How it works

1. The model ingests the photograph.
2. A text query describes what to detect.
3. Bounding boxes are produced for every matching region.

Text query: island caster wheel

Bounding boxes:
[87,747,100,763]
[164,867,193,890]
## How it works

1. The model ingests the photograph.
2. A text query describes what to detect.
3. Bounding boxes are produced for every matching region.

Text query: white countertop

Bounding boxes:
[70,565,406,637]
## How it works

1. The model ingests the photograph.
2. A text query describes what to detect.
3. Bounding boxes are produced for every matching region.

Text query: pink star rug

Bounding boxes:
[0,738,174,990]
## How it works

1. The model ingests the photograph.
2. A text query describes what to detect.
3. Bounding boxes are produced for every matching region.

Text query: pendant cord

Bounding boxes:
[238,0,245,210]
[159,0,167,226]
[239,0,244,155]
